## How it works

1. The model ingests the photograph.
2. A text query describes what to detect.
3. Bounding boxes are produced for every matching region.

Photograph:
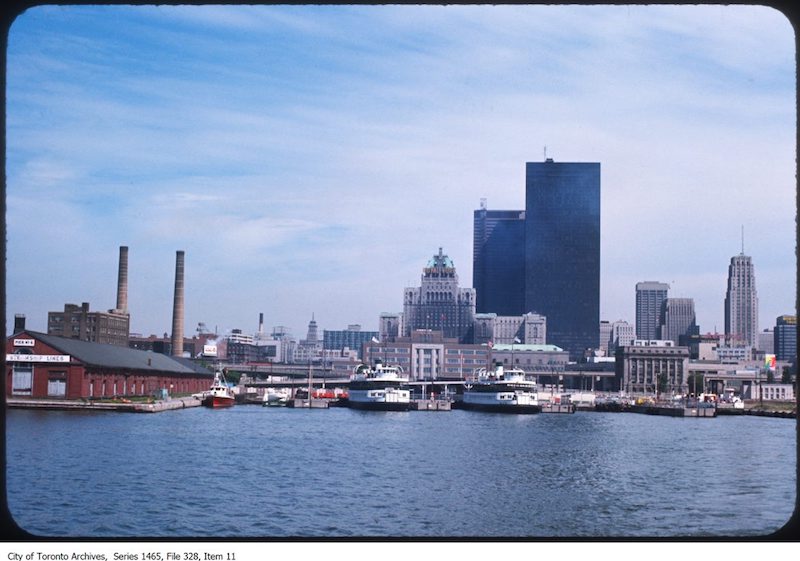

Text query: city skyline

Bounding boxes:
[5,4,796,340]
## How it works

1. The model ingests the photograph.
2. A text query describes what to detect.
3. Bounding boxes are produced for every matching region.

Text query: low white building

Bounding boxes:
[756,383,795,401]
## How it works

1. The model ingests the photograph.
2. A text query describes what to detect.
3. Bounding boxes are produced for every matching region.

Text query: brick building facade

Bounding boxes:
[6,331,213,400]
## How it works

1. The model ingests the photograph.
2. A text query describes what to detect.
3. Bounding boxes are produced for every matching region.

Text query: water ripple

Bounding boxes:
[6,408,796,538]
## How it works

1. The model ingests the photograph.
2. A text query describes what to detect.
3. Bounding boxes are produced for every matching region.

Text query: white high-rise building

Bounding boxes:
[612,320,636,351]
[724,254,759,348]
[600,319,635,356]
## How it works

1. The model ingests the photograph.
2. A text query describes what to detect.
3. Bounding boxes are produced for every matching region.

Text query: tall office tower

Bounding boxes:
[773,315,796,362]
[724,253,759,348]
[403,248,476,343]
[525,159,600,360]
[473,199,526,315]
[660,298,698,345]
[599,321,613,355]
[305,314,319,343]
[635,281,670,340]
[295,314,322,363]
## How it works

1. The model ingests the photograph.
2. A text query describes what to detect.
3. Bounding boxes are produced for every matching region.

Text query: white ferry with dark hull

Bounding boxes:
[347,361,411,411]
[460,365,541,414]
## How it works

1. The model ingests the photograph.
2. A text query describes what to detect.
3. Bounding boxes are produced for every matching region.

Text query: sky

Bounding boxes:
[4,3,797,342]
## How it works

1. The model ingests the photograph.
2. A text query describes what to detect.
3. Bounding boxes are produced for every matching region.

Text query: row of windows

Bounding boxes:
[445,349,488,356]
[445,358,485,365]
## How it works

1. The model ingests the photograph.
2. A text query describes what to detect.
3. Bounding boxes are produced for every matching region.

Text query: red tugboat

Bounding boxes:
[202,370,236,408]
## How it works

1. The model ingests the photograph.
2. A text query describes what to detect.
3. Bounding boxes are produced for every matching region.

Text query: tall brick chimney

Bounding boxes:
[116,246,129,314]
[171,250,185,357]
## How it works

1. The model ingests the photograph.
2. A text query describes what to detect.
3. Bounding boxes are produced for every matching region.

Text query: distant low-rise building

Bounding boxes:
[488,343,568,374]
[363,330,490,381]
[323,325,379,359]
[48,302,130,347]
[616,340,689,396]
[716,346,752,363]
[128,332,211,359]
[757,383,795,401]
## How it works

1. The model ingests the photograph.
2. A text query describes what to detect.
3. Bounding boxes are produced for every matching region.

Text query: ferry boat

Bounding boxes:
[347,361,411,411]
[202,370,236,408]
[459,364,541,414]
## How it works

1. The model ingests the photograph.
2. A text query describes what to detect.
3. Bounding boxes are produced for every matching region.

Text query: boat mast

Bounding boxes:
[307,359,313,400]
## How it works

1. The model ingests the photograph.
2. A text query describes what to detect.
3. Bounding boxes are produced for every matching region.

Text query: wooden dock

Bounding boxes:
[541,403,576,414]
[629,404,717,417]
[6,396,202,413]
[286,398,330,409]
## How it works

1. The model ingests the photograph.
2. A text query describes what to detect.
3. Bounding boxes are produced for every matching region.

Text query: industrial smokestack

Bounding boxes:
[259,313,264,335]
[116,246,129,314]
[171,250,185,357]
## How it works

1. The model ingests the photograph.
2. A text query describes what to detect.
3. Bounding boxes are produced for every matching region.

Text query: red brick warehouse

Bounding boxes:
[6,331,214,400]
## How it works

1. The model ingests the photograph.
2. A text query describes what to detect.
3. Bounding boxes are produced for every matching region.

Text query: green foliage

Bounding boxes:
[686,373,704,395]
[657,372,669,395]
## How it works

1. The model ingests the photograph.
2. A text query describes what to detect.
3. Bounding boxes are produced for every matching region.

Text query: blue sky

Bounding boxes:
[5,4,796,341]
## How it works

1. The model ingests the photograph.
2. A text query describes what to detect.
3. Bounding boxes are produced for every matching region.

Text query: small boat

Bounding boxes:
[347,361,411,411]
[262,387,290,407]
[458,364,541,414]
[202,370,236,408]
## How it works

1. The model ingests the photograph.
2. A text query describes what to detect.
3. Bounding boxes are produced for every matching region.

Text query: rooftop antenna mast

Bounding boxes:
[544,145,547,160]
[741,225,745,255]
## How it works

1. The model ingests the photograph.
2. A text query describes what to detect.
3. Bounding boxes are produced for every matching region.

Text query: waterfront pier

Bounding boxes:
[5,395,202,413]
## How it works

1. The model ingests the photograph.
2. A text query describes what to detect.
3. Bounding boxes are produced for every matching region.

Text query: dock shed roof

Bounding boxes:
[9,331,213,376]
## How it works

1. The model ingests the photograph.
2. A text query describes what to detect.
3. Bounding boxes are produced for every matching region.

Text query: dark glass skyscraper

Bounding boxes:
[635,281,670,340]
[773,315,796,362]
[473,200,526,316]
[524,159,600,360]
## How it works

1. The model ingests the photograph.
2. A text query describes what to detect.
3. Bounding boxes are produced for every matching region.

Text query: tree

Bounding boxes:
[657,372,669,398]
[781,366,793,384]
[686,373,704,396]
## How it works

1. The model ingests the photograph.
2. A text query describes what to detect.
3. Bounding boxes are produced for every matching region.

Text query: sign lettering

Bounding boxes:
[6,354,71,363]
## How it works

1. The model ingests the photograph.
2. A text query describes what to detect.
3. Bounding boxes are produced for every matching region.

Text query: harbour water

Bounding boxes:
[4,406,797,538]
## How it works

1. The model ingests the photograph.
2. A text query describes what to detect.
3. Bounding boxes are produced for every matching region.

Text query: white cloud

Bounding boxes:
[5,4,795,337]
